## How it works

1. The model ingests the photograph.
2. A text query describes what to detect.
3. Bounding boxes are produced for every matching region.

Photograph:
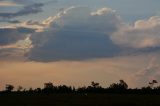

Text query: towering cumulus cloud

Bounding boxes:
[1,6,160,62]
[29,7,122,62]
[0,4,160,88]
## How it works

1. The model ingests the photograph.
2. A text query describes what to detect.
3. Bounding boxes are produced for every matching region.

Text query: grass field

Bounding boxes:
[0,93,160,106]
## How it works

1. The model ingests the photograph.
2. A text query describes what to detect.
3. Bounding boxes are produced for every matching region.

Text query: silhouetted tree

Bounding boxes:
[44,82,54,89]
[109,80,128,90]
[17,86,23,92]
[43,82,55,93]
[23,88,26,92]
[141,86,152,90]
[91,81,100,88]
[29,88,34,92]
[84,81,103,93]
[35,88,42,93]
[57,85,72,93]
[119,80,128,89]
[5,84,14,92]
[77,86,87,93]
[154,86,160,90]
[149,80,158,88]
[2,79,160,94]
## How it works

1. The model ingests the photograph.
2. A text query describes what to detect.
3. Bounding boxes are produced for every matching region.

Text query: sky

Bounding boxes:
[0,0,160,90]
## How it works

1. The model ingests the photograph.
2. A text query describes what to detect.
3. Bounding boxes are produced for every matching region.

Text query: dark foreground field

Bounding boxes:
[0,93,160,106]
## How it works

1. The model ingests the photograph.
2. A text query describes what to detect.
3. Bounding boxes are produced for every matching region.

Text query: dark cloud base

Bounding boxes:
[1,7,160,62]
[29,31,121,62]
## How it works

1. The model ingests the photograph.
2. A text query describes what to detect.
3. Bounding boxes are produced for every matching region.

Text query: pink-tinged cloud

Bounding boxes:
[0,1,19,7]
[111,16,160,48]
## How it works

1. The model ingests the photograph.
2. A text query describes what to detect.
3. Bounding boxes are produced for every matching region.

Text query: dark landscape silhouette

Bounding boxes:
[1,80,160,106]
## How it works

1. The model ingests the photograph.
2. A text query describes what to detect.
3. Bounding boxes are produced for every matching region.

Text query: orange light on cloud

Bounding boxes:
[0,1,20,7]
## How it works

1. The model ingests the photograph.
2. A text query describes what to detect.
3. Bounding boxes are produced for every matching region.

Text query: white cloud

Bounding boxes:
[111,16,160,48]
[91,7,116,16]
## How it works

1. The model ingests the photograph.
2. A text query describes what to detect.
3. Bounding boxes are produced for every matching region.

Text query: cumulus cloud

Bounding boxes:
[27,7,160,62]
[28,7,122,62]
[0,6,160,88]
[111,16,160,48]
[1,6,160,62]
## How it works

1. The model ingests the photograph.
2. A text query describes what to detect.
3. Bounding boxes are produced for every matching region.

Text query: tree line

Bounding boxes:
[1,80,160,94]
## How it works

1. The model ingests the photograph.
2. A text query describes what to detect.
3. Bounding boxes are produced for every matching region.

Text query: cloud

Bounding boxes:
[1,6,160,62]
[12,0,58,5]
[16,3,43,16]
[0,3,44,18]
[28,7,122,62]
[0,27,34,61]
[0,28,28,45]
[12,0,34,5]
[27,7,160,62]
[0,6,160,88]
[1,16,57,32]
[91,8,116,16]
[7,20,21,24]
[0,0,58,19]
[111,16,160,48]
[0,1,20,7]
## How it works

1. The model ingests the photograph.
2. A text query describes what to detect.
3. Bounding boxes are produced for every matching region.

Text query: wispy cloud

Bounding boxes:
[0,1,20,7]
[0,3,44,18]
